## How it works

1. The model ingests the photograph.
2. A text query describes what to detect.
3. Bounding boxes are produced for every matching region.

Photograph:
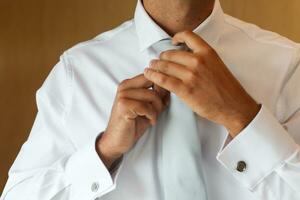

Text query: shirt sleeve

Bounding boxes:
[0,53,123,200]
[216,48,300,200]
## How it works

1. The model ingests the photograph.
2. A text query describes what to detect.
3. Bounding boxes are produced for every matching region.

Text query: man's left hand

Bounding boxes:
[144,30,261,137]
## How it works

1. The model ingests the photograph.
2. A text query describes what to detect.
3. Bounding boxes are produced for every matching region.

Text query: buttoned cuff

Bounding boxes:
[65,134,123,200]
[216,105,298,190]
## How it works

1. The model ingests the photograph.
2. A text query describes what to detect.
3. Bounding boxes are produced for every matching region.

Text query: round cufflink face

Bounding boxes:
[236,161,247,172]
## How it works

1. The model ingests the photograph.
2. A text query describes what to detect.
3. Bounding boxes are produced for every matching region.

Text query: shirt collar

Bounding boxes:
[134,0,225,52]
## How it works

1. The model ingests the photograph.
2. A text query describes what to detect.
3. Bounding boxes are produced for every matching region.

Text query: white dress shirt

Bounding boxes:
[1,0,300,199]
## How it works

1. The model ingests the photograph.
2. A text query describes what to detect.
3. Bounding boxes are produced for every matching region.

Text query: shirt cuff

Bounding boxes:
[65,133,123,200]
[216,104,299,190]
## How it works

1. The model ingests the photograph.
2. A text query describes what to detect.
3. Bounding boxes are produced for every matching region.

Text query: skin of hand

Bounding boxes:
[144,30,261,137]
[96,74,170,168]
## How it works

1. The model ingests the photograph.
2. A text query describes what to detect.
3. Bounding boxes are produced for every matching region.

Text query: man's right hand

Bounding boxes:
[96,74,170,169]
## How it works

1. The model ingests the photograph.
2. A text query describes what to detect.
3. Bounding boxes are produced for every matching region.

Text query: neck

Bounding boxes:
[143,0,215,36]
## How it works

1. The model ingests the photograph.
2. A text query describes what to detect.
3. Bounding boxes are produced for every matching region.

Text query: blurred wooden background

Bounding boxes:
[0,0,300,192]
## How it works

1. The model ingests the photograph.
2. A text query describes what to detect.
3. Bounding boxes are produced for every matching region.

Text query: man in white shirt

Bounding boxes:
[1,0,300,199]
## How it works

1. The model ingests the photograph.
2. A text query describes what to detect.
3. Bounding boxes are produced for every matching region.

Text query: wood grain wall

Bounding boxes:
[222,0,300,43]
[0,0,299,192]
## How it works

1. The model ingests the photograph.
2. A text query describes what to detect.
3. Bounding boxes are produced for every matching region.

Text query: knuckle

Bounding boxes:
[117,85,123,92]
[159,51,165,59]
[117,90,125,98]
[160,61,170,73]
[183,85,195,96]
[160,51,170,60]
[158,75,168,85]
[190,65,199,73]
[168,79,178,91]
[150,59,158,67]
[182,30,192,36]
[191,56,204,66]
[144,90,156,101]
[118,79,130,91]
[201,46,215,56]
[116,98,128,110]
[185,71,197,83]
[120,78,130,85]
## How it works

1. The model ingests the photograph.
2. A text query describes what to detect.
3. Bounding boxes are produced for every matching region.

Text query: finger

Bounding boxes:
[149,59,193,81]
[124,98,157,125]
[118,74,153,91]
[153,84,169,98]
[153,84,170,106]
[159,50,199,69]
[172,30,212,54]
[118,88,164,113]
[135,117,152,139]
[144,68,183,94]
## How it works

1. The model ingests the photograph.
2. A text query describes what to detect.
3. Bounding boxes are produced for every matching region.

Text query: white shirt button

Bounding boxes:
[91,182,99,192]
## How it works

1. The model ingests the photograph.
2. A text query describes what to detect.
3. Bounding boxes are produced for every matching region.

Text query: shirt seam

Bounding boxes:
[275,47,300,123]
[223,14,298,50]
[65,19,134,54]
[249,148,297,190]
[60,52,74,125]
[276,149,300,192]
[59,52,78,150]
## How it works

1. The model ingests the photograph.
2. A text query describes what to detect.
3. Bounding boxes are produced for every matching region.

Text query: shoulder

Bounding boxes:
[64,19,135,56]
[222,14,300,82]
[38,19,135,114]
[223,15,300,121]
[223,14,300,50]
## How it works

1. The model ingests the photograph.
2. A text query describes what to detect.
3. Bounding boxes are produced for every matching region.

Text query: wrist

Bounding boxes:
[225,103,261,137]
[96,132,123,169]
